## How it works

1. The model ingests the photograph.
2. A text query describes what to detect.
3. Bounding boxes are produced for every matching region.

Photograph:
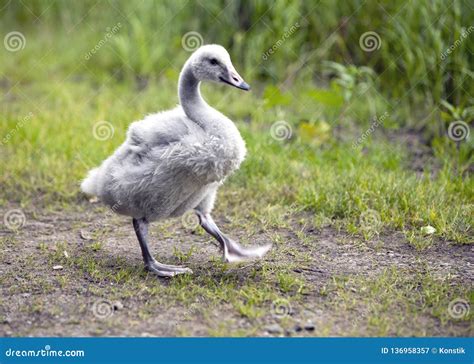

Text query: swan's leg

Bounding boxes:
[132,218,193,277]
[195,211,272,263]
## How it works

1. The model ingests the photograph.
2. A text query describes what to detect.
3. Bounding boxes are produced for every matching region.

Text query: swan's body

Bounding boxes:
[81,105,245,220]
[81,44,271,277]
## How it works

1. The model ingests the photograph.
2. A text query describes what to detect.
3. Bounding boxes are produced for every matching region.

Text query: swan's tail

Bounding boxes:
[80,167,100,196]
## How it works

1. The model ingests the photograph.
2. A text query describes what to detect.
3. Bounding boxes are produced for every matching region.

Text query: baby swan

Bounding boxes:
[81,44,271,277]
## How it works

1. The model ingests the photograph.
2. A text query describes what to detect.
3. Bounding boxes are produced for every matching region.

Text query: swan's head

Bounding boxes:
[188,44,250,91]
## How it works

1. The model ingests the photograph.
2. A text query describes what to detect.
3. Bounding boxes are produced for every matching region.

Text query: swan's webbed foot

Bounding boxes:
[133,217,193,278]
[145,260,193,277]
[195,211,272,263]
[222,238,272,263]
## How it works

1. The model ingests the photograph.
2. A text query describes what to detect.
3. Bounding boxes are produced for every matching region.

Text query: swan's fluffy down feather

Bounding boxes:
[81,106,246,220]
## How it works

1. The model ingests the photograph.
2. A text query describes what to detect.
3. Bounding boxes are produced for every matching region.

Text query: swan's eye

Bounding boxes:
[209,58,219,66]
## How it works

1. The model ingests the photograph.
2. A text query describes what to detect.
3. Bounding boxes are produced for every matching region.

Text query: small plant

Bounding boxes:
[277,272,304,294]
[404,229,435,251]
[440,99,473,141]
[173,246,195,264]
[440,100,474,124]
[88,241,103,252]
[323,61,376,102]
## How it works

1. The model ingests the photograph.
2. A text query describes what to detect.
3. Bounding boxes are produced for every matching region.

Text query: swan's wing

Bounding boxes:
[115,107,215,180]
[126,107,191,149]
[112,106,236,188]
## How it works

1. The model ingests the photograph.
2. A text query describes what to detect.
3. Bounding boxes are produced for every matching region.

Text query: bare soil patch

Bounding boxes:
[0,204,471,337]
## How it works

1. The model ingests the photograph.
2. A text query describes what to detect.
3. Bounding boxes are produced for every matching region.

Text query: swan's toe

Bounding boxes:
[145,261,193,277]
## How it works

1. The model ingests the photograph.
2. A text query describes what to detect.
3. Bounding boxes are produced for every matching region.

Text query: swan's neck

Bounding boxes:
[178,64,213,128]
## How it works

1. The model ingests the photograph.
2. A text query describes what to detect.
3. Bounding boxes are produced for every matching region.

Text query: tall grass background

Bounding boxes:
[0,0,472,242]
[1,0,473,126]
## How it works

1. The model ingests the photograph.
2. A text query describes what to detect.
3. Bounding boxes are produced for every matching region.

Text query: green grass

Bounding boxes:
[2,230,470,336]
[327,267,472,336]
[1,71,470,243]
[1,0,473,126]
[0,0,472,337]
[0,0,471,243]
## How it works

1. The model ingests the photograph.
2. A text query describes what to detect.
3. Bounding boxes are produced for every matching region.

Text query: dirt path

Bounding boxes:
[0,204,472,337]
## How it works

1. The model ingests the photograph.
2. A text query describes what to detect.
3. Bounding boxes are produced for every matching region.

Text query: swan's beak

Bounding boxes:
[220,65,251,91]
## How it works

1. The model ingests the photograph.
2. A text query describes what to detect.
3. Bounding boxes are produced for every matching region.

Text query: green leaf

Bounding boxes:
[306,88,344,107]
[298,120,331,146]
[263,85,292,108]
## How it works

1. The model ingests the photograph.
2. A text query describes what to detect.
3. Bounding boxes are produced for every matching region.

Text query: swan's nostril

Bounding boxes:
[232,76,239,82]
